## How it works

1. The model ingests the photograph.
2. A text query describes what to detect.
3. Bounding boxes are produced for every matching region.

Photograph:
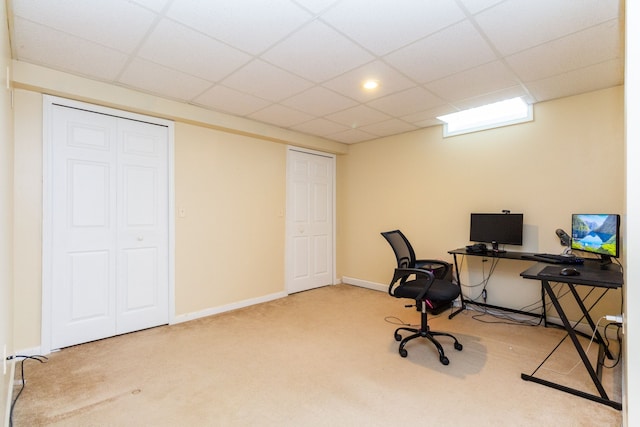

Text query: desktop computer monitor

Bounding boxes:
[470,213,523,252]
[571,214,620,261]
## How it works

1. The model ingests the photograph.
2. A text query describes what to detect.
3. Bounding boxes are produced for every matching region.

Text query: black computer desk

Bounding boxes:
[447,248,550,321]
[520,262,623,410]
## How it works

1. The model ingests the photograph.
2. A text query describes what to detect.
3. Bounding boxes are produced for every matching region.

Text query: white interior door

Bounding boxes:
[286,148,335,294]
[47,100,170,349]
[116,118,169,334]
[50,106,118,348]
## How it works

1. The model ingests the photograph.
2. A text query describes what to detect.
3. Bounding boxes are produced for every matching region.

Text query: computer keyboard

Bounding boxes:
[531,253,584,264]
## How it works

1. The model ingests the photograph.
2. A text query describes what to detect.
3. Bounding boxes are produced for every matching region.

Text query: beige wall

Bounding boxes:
[10,61,345,352]
[12,90,293,350]
[174,122,286,315]
[338,86,624,319]
[13,90,43,351]
[1,0,13,423]
[11,65,624,353]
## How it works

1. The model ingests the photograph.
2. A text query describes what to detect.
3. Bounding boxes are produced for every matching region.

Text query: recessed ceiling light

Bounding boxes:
[362,80,380,90]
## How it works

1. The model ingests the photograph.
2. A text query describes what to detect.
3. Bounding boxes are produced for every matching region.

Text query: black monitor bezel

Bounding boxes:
[570,213,620,259]
[469,213,524,247]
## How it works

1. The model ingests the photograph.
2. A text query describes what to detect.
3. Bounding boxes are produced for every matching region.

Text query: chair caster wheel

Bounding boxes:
[454,342,463,351]
[399,348,408,358]
[440,356,449,365]
[394,333,402,342]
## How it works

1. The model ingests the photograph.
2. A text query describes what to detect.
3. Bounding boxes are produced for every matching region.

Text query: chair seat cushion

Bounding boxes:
[393,278,460,302]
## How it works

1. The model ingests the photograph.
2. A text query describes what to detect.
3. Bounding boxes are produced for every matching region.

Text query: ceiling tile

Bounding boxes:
[118,58,212,102]
[262,20,374,83]
[526,59,623,102]
[457,0,504,14]
[450,86,531,110]
[193,85,271,116]
[358,119,418,137]
[367,87,445,117]
[166,0,313,55]
[249,104,315,128]
[281,86,358,116]
[12,19,129,81]
[290,118,350,136]
[327,128,377,144]
[505,20,621,83]
[221,60,314,102]
[474,0,620,56]
[129,0,170,12]
[325,105,391,128]
[138,19,252,82]
[384,20,497,83]
[293,0,341,14]
[321,0,466,55]
[425,61,521,102]
[8,0,624,144]
[12,0,157,54]
[402,106,458,125]
[322,60,416,102]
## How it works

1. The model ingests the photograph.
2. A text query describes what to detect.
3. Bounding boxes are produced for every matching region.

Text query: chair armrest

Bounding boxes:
[388,267,436,300]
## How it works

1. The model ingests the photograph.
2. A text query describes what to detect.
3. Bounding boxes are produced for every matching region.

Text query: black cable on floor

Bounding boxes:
[8,354,48,427]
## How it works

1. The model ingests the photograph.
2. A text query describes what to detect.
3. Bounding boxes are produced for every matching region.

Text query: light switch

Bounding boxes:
[179,208,187,218]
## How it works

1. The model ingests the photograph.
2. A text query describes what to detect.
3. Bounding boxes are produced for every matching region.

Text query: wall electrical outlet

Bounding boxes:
[605,314,623,323]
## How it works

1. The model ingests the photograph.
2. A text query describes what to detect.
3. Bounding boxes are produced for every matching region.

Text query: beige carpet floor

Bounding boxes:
[11,284,622,426]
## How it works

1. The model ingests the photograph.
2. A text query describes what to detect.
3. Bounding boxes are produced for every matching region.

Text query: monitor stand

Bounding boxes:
[491,241,506,254]
[599,254,613,270]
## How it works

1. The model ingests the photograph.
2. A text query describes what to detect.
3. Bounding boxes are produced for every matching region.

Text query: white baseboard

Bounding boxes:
[343,276,621,341]
[172,291,288,324]
[15,292,289,356]
[10,346,45,359]
[341,276,386,292]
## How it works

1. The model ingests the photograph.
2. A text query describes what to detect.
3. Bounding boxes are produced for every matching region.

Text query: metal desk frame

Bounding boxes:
[520,262,623,410]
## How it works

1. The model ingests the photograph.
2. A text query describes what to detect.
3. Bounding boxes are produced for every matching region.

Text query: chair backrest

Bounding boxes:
[381,230,416,269]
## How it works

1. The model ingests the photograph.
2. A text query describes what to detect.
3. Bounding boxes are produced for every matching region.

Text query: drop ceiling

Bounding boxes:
[7,0,624,144]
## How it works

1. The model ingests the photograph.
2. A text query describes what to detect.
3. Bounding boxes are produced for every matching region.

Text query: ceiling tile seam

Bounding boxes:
[453,2,536,105]
[241,57,415,115]
[499,22,623,86]
[290,0,343,19]
[359,86,449,120]
[315,14,470,91]
[136,7,318,97]
[145,17,258,90]
[11,16,136,73]
[316,6,468,59]
[523,57,624,87]
[112,2,182,83]
[446,84,530,109]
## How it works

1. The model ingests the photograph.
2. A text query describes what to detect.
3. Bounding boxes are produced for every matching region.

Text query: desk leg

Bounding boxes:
[521,280,620,410]
[565,284,614,360]
[448,253,466,319]
[541,281,547,327]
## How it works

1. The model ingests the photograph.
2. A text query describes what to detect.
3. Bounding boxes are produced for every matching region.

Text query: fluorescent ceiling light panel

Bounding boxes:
[437,97,533,137]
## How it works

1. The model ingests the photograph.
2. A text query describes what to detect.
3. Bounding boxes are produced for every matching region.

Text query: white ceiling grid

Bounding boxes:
[9,0,623,143]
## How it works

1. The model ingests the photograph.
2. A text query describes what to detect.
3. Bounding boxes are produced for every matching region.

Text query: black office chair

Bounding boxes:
[381,230,463,364]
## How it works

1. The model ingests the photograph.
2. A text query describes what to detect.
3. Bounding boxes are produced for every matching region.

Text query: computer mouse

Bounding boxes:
[560,267,580,276]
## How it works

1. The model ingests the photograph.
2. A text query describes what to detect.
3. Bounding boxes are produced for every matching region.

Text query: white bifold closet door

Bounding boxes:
[49,103,169,350]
